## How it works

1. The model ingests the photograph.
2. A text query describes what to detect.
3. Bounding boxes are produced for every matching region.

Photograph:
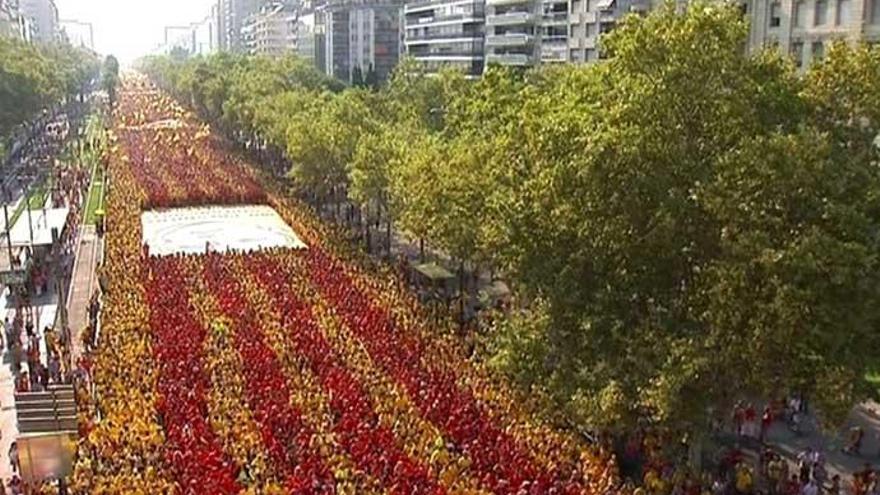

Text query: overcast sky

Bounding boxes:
[56,0,215,64]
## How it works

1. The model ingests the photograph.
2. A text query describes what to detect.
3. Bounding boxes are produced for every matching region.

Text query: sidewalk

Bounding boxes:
[66,225,100,361]
[761,401,880,480]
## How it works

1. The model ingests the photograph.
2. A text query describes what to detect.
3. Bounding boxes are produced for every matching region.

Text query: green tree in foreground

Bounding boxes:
[487,3,880,435]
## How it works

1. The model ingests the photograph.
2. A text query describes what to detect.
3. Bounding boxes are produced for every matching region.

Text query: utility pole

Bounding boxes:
[3,186,13,266]
[23,184,34,252]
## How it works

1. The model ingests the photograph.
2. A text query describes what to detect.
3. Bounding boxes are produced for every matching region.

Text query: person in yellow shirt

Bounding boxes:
[735,463,753,494]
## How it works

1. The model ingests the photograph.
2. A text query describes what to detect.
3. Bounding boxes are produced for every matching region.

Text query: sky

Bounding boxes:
[56,0,215,64]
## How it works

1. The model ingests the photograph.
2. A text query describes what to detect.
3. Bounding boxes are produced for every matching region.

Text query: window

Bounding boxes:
[812,40,824,60]
[790,41,804,67]
[873,0,880,23]
[837,0,851,24]
[815,0,828,24]
[794,0,807,26]
[770,1,782,27]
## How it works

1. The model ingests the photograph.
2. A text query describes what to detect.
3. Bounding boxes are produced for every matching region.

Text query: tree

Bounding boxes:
[103,55,120,109]
[485,2,877,436]
[364,64,379,89]
[351,65,364,88]
[286,89,376,209]
[0,38,98,139]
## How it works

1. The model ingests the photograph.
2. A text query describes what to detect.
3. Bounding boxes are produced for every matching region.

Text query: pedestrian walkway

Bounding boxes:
[66,225,99,360]
[760,401,880,481]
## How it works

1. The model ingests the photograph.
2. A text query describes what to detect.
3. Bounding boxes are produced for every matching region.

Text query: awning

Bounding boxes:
[9,207,70,247]
[413,263,455,282]
[479,280,511,305]
[596,0,616,10]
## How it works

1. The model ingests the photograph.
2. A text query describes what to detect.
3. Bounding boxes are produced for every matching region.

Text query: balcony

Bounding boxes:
[406,13,485,26]
[542,12,569,24]
[541,39,568,61]
[405,0,480,12]
[486,11,536,26]
[487,0,532,7]
[406,32,483,44]
[485,52,533,65]
[485,33,535,46]
[411,51,486,60]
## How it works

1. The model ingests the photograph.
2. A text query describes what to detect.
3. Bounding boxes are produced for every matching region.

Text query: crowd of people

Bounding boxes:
[71,76,625,494]
[0,100,99,494]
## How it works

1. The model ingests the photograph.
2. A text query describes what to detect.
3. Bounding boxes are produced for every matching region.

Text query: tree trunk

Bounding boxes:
[386,220,392,257]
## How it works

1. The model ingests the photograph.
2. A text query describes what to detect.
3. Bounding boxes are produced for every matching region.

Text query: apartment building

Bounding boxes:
[193,14,218,55]
[242,2,295,55]
[60,19,95,50]
[483,0,540,66]
[0,0,21,39]
[221,0,266,52]
[292,9,328,71]
[403,0,485,75]
[481,0,647,67]
[19,0,58,43]
[568,0,649,62]
[745,0,880,68]
[323,0,403,83]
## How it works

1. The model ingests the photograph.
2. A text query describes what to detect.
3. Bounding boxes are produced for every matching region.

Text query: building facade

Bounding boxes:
[242,2,294,55]
[323,0,403,83]
[403,0,485,75]
[59,19,94,50]
[19,0,58,43]
[744,0,880,68]
[292,10,328,71]
[193,14,218,55]
[223,0,266,52]
[483,0,540,67]
[0,0,21,39]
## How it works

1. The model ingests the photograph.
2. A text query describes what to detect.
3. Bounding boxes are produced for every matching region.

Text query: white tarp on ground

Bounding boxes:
[141,205,307,256]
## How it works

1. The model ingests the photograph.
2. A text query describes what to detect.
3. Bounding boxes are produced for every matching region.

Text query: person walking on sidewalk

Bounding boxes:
[8,442,19,475]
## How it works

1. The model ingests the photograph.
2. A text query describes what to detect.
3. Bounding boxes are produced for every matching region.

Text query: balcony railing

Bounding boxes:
[487,0,532,7]
[405,0,482,12]
[406,12,485,25]
[542,12,569,24]
[486,11,536,26]
[406,32,483,43]
[485,33,535,46]
[410,51,486,59]
[485,52,532,65]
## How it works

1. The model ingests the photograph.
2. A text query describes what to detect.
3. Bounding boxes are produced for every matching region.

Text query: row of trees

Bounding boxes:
[139,3,880,439]
[0,37,99,141]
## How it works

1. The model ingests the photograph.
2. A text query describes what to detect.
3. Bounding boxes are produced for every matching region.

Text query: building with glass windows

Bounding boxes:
[403,0,485,75]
